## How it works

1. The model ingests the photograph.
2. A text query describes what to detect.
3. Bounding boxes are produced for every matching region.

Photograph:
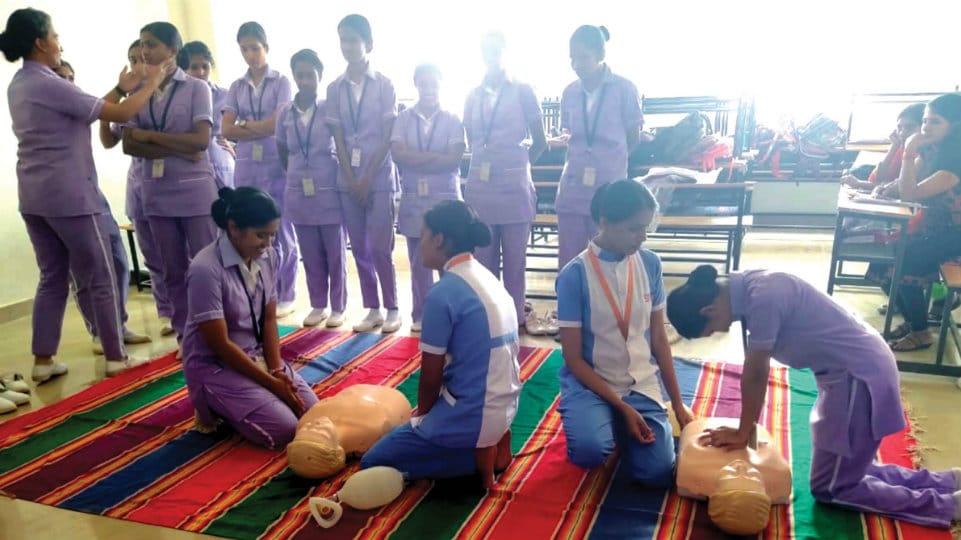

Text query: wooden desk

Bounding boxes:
[827,189,914,338]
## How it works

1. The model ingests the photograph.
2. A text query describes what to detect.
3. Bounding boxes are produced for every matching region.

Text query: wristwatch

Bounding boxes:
[237,119,248,128]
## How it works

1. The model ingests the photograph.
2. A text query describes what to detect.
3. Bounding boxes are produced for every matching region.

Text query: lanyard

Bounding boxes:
[415,112,439,152]
[587,249,634,341]
[234,266,266,345]
[478,83,505,148]
[293,102,319,164]
[149,81,181,132]
[247,77,271,121]
[581,81,608,150]
[345,78,369,134]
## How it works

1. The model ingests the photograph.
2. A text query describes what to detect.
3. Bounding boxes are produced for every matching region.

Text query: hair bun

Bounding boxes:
[597,25,610,41]
[689,265,718,287]
[218,187,236,202]
[470,220,492,248]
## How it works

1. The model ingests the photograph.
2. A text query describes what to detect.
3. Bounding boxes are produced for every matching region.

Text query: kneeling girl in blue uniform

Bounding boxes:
[555,179,692,487]
[362,200,521,488]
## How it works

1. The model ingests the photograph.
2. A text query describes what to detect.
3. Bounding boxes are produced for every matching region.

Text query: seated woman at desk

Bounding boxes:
[842,103,924,196]
[883,93,961,352]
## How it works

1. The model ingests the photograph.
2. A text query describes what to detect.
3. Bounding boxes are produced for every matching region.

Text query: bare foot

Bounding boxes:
[495,429,513,473]
[475,446,497,489]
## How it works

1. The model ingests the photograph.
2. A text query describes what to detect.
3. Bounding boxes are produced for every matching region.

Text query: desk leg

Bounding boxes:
[883,229,909,338]
[826,214,845,295]
[125,229,143,293]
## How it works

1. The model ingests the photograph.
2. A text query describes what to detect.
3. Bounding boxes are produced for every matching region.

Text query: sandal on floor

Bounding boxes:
[889,334,932,352]
[884,322,912,341]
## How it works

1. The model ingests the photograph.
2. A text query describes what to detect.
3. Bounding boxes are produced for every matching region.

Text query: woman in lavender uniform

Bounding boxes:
[463,31,547,332]
[2,8,167,381]
[221,22,298,317]
[392,63,467,332]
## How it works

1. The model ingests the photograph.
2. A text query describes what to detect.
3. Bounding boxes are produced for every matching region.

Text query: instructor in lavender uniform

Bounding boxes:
[667,265,961,529]
[100,39,175,338]
[183,187,318,450]
[463,31,547,330]
[277,49,347,330]
[326,14,401,334]
[2,8,167,381]
[178,40,235,190]
[555,25,642,270]
[392,63,467,333]
[222,22,298,317]
[123,22,218,342]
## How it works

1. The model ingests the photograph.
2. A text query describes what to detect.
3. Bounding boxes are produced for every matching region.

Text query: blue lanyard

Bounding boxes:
[149,81,181,131]
[582,82,608,150]
[247,78,271,121]
[345,78,369,133]
[292,101,318,164]
[415,112,438,152]
[234,267,266,345]
[478,83,506,148]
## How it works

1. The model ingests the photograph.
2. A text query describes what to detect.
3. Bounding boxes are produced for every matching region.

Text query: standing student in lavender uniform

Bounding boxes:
[2,8,169,381]
[392,64,467,332]
[122,22,218,341]
[222,22,298,317]
[464,32,547,331]
[53,56,153,352]
[555,25,643,270]
[178,40,235,189]
[183,187,318,449]
[100,40,175,337]
[327,14,402,334]
[667,266,961,529]
[276,49,347,329]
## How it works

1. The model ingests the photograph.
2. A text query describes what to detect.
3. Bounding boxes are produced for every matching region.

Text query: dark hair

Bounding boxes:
[177,40,214,70]
[338,14,373,52]
[590,179,658,225]
[211,187,281,230]
[928,93,961,125]
[57,59,72,73]
[898,103,925,126]
[413,63,441,84]
[423,200,492,256]
[128,39,141,54]
[666,265,721,339]
[569,25,609,57]
[0,8,51,62]
[237,21,268,48]
[290,48,323,75]
[141,22,183,51]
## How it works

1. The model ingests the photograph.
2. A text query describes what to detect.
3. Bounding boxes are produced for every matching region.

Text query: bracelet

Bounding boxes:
[113,85,128,98]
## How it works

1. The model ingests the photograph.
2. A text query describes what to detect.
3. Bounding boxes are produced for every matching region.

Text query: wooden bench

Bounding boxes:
[119,223,151,292]
[934,262,961,371]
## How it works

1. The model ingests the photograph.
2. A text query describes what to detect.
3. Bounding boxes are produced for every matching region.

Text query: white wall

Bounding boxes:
[0,1,171,307]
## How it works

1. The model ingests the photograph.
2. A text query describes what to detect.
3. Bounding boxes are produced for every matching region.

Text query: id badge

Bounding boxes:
[583,167,597,187]
[302,177,315,197]
[351,148,362,168]
[252,143,264,162]
[151,159,164,178]
[417,178,429,197]
[479,161,491,182]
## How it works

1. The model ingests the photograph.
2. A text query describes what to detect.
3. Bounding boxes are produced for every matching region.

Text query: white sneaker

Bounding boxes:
[123,328,152,345]
[303,308,330,327]
[1,373,30,394]
[411,320,422,333]
[106,356,149,377]
[543,310,559,335]
[32,362,68,383]
[353,309,385,333]
[0,382,29,406]
[92,337,104,356]
[159,317,175,337]
[325,311,345,328]
[382,310,402,334]
[277,301,297,318]
[0,397,15,414]
[525,310,546,336]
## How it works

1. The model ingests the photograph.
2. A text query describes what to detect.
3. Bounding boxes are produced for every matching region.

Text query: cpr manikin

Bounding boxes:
[286,385,412,478]
[675,417,792,535]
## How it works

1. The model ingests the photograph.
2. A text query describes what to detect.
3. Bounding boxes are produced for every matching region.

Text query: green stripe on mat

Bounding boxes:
[388,350,564,540]
[788,368,865,539]
[278,325,298,338]
[0,371,186,475]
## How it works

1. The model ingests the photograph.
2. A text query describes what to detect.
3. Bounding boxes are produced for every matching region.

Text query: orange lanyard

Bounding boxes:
[445,253,473,270]
[588,250,634,341]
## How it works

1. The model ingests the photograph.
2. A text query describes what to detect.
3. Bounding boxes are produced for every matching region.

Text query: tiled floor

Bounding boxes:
[0,231,959,540]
